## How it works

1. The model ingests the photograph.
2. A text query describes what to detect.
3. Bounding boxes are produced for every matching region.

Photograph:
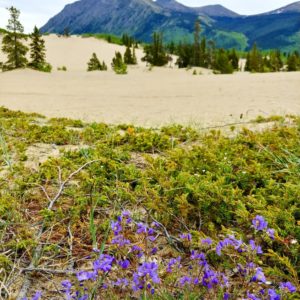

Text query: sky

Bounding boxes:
[0,0,296,33]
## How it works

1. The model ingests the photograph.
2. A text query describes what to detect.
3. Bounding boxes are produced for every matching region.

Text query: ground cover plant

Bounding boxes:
[0,107,299,299]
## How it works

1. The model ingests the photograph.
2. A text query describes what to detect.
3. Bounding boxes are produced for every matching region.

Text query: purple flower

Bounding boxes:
[93,254,114,272]
[151,247,158,255]
[249,240,263,254]
[251,267,267,283]
[131,245,144,258]
[138,261,160,283]
[252,215,268,231]
[76,270,97,281]
[202,267,219,289]
[118,259,130,269]
[111,220,122,235]
[216,235,243,256]
[190,250,207,266]
[167,256,181,273]
[223,292,230,300]
[267,289,280,300]
[202,238,213,245]
[132,272,144,291]
[137,222,148,234]
[121,210,132,223]
[151,221,160,228]
[279,282,296,293]
[179,233,192,241]
[111,235,131,247]
[61,280,72,300]
[267,228,275,240]
[246,292,261,300]
[113,278,129,287]
[61,280,72,290]
[32,291,42,300]
[179,276,192,286]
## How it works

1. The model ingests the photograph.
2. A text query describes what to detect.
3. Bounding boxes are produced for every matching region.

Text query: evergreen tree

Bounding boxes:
[111,51,127,74]
[199,37,207,67]
[1,6,28,70]
[63,27,70,37]
[87,53,107,71]
[245,43,263,72]
[176,42,193,68]
[193,21,201,66]
[142,32,169,66]
[213,49,234,74]
[228,49,239,70]
[122,34,134,47]
[124,45,137,65]
[206,40,216,69]
[287,52,299,71]
[29,26,49,71]
[267,50,283,72]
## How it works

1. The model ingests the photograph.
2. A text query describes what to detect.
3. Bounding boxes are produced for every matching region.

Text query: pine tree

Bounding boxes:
[176,42,193,68]
[142,32,169,66]
[287,53,298,71]
[29,26,48,70]
[87,53,107,71]
[111,51,127,74]
[199,37,207,67]
[245,43,263,72]
[213,49,234,74]
[193,21,201,66]
[1,6,28,70]
[124,46,137,65]
[228,49,239,70]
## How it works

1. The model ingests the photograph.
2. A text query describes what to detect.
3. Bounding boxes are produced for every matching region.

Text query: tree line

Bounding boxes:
[1,7,300,74]
[0,7,51,72]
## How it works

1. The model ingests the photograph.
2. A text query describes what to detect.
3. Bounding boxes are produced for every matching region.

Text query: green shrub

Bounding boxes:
[111,51,127,74]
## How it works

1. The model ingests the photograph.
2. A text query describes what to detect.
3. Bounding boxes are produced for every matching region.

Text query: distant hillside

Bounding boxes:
[41,0,300,51]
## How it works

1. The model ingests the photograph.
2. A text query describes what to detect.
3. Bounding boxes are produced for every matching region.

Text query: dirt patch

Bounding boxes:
[24,143,90,170]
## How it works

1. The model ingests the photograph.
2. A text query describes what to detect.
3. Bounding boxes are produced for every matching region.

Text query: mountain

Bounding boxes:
[41,0,300,51]
[263,1,300,14]
[193,4,240,18]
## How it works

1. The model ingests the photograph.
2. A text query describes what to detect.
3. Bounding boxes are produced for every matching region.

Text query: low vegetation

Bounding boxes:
[0,107,299,299]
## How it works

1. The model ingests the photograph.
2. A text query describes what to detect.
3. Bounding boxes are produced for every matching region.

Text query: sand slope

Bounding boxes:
[0,35,299,126]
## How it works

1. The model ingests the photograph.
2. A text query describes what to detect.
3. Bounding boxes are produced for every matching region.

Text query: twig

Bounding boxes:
[17,160,101,300]
[21,267,92,275]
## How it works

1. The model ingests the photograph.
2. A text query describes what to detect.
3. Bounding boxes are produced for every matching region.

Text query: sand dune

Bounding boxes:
[0,35,299,126]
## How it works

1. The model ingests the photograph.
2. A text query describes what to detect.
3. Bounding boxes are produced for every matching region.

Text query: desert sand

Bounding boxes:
[0,34,299,126]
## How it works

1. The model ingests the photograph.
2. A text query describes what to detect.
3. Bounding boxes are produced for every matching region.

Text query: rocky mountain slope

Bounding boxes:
[41,0,300,51]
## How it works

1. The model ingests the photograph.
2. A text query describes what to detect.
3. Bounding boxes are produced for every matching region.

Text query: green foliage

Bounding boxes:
[28,26,52,72]
[287,51,300,71]
[111,51,127,74]
[1,6,28,71]
[82,33,123,45]
[57,66,67,71]
[123,46,137,65]
[213,48,234,74]
[1,107,300,295]
[87,53,107,71]
[245,44,284,73]
[142,32,170,66]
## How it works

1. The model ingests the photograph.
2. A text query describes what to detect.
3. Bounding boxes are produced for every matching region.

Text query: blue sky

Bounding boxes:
[0,0,296,32]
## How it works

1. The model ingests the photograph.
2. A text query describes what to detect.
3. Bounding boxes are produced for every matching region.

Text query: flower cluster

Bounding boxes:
[29,214,298,299]
[252,215,275,239]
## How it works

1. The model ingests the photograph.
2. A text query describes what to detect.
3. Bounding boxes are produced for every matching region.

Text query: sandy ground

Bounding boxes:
[0,35,299,126]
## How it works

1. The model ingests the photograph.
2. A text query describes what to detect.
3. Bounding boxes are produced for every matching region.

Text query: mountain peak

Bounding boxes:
[265,1,300,14]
